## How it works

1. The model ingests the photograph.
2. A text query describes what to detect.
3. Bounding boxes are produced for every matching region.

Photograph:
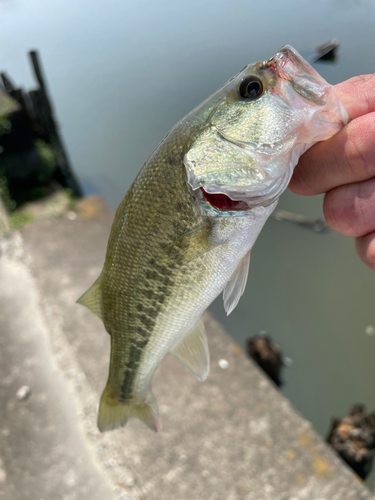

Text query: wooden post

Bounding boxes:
[1,73,15,94]
[28,50,82,197]
[1,72,33,123]
[0,196,9,237]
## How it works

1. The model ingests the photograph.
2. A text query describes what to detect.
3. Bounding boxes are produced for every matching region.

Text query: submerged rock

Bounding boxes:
[247,333,284,387]
[327,404,375,480]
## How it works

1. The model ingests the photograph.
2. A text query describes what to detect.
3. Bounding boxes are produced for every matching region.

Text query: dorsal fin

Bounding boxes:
[171,320,209,382]
[223,251,251,316]
[77,276,103,321]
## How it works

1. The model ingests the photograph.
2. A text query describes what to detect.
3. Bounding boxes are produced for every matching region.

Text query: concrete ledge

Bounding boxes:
[0,231,115,500]
[0,195,372,500]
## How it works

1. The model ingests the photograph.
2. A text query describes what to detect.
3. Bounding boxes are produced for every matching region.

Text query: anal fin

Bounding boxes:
[223,251,251,316]
[171,319,210,382]
[77,275,103,321]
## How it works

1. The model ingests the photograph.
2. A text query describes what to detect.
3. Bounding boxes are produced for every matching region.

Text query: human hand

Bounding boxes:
[289,75,375,271]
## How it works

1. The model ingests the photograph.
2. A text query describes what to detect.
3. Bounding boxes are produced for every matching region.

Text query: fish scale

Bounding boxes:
[102,130,201,404]
[77,46,349,432]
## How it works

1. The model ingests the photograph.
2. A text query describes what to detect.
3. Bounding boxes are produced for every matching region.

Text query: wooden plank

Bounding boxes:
[0,72,15,94]
[0,196,9,236]
[1,73,35,123]
[28,50,82,197]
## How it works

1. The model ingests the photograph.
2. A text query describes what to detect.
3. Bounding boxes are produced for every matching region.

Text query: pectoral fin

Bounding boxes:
[223,251,251,316]
[162,225,221,264]
[77,275,103,321]
[171,320,210,382]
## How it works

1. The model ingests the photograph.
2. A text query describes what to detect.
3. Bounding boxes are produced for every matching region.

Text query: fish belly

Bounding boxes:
[133,202,276,395]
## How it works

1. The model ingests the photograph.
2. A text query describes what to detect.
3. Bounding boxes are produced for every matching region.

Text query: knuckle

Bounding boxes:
[346,115,375,178]
[367,244,375,271]
[324,180,375,238]
[349,74,375,98]
[361,74,375,102]
[356,234,375,272]
[357,74,375,88]
[292,149,326,195]
[289,168,316,195]
[323,188,358,236]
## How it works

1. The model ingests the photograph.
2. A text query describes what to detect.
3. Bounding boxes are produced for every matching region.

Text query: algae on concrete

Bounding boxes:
[9,189,74,229]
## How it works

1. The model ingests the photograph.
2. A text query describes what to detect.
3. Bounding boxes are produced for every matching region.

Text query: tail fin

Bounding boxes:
[97,386,161,433]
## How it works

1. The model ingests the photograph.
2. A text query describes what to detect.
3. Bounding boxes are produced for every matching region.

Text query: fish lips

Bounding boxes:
[186,163,293,211]
[270,46,349,131]
[271,45,328,105]
[196,168,293,210]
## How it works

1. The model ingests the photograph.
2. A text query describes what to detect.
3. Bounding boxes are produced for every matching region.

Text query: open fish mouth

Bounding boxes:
[198,163,294,211]
[199,188,250,212]
[185,128,295,210]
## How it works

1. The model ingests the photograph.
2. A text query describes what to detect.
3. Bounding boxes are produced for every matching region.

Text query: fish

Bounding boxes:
[77,46,349,432]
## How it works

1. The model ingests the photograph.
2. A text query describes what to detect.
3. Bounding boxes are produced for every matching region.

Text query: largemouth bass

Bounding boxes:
[78,46,348,432]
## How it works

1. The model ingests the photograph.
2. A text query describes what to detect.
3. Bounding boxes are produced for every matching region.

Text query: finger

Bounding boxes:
[334,74,375,119]
[289,112,375,195]
[355,232,375,272]
[323,177,375,237]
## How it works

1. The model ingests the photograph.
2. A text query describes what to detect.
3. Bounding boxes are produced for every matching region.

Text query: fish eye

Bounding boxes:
[239,76,264,100]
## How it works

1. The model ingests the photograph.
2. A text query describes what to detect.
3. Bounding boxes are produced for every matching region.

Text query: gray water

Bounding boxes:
[2,0,375,483]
